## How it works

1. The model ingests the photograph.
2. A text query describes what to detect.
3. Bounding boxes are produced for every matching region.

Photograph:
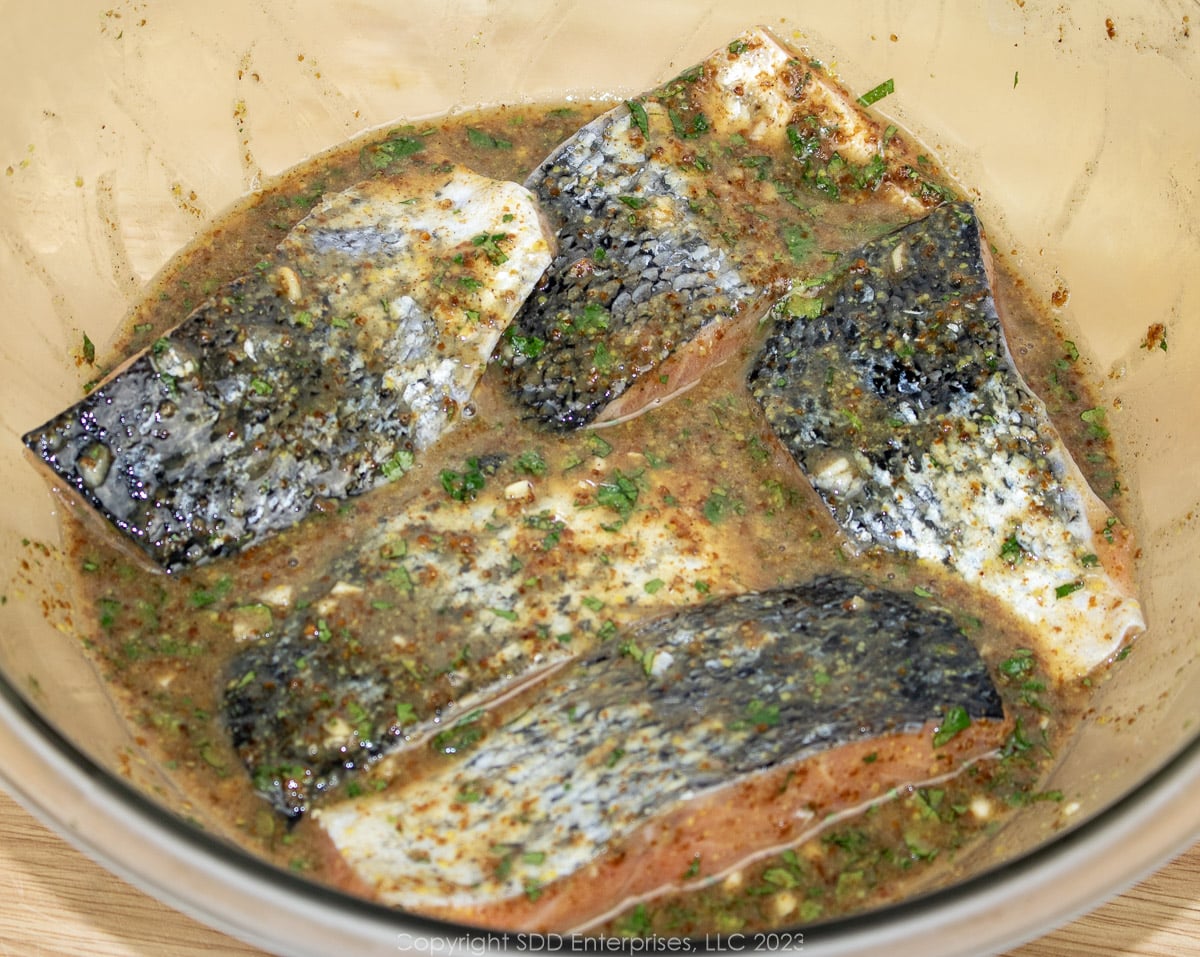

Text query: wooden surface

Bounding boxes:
[0,786,1196,956]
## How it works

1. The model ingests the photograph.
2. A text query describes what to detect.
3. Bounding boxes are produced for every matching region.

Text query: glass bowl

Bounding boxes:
[1,2,1197,954]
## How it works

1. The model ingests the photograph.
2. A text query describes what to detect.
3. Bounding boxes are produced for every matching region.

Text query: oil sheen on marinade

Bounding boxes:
[53,28,1132,941]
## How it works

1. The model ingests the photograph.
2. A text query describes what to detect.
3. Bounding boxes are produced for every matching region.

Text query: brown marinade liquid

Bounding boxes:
[63,102,1115,935]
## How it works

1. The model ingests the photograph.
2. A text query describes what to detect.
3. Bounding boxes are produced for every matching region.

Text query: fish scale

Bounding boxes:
[748,201,1144,678]
[500,26,944,432]
[222,459,751,818]
[23,162,552,572]
[315,575,1007,924]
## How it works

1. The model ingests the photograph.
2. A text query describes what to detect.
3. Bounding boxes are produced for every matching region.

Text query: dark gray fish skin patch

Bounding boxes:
[501,111,759,431]
[23,275,400,573]
[496,23,945,436]
[748,201,1063,553]
[221,555,461,820]
[588,573,1005,779]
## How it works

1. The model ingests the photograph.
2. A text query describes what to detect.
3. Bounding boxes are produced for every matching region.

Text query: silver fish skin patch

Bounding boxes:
[748,201,1144,678]
[499,27,944,432]
[315,575,1004,916]
[23,163,552,573]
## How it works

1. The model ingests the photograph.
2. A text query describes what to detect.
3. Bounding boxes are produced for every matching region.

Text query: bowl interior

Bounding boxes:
[1,3,1198,955]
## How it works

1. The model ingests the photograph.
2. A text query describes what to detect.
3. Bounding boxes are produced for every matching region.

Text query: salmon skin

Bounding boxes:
[222,445,753,818]
[315,574,1007,927]
[748,201,1144,678]
[22,163,553,573]
[498,27,945,432]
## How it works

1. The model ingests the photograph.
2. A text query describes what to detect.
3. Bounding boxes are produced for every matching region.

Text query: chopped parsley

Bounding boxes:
[190,576,232,609]
[363,130,427,169]
[466,127,512,150]
[514,450,548,476]
[525,511,566,550]
[440,457,495,501]
[856,78,895,107]
[932,706,971,747]
[595,469,640,522]
[1055,580,1085,599]
[703,487,745,523]
[999,534,1027,566]
[626,99,650,138]
[472,232,510,265]
[504,328,546,359]
[430,709,486,756]
[1080,406,1110,440]
[394,703,418,725]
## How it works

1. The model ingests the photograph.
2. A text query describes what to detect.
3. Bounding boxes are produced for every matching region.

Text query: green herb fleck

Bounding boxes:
[430,709,486,756]
[592,341,613,373]
[395,702,418,725]
[856,78,895,107]
[703,487,744,524]
[782,223,814,262]
[364,131,427,169]
[190,576,232,608]
[933,705,971,747]
[505,330,546,359]
[575,302,611,335]
[440,457,490,501]
[596,469,640,521]
[525,511,566,550]
[381,449,416,481]
[472,232,510,265]
[745,698,781,729]
[1055,580,1084,599]
[467,127,512,150]
[626,99,650,138]
[783,293,824,319]
[586,433,613,458]
[514,450,547,476]
[998,649,1036,679]
[1080,406,1110,440]
[999,534,1026,566]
